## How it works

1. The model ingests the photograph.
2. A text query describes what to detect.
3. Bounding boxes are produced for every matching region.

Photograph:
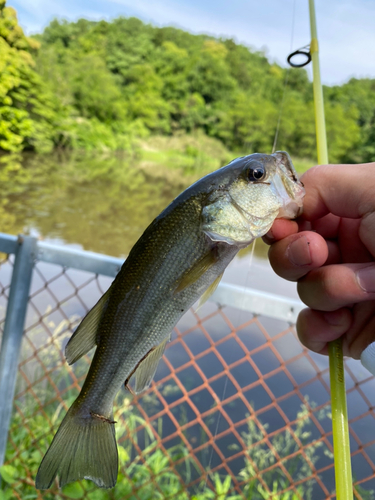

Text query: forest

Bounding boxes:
[1,0,374,163]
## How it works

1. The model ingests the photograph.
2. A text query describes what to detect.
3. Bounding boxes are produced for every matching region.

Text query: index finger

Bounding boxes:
[262,218,299,244]
[301,163,375,221]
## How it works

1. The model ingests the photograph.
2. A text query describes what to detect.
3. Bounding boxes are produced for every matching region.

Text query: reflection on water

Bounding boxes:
[0,152,269,259]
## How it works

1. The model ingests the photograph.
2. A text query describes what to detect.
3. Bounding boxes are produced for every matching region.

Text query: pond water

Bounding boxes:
[0,151,299,299]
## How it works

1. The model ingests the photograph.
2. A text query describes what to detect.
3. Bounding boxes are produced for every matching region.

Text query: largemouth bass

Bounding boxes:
[36,151,304,489]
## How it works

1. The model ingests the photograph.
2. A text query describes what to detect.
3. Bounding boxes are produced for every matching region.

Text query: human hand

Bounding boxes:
[263,162,375,371]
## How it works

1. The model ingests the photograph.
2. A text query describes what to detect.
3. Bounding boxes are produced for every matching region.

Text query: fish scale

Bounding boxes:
[36,151,305,490]
[80,200,237,411]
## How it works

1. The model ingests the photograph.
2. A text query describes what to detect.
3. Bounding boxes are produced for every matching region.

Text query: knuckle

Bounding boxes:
[297,269,339,310]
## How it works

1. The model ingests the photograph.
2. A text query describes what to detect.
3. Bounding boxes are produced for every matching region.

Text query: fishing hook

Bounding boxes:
[287,44,311,67]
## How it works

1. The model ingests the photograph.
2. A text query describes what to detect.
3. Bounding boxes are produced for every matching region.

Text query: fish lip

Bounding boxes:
[271,174,305,220]
[277,201,303,220]
[272,151,299,182]
[271,151,305,219]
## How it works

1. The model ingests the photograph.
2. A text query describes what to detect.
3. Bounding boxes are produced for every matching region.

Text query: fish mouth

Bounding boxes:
[271,173,305,220]
[270,152,305,220]
[272,151,299,181]
[278,201,303,219]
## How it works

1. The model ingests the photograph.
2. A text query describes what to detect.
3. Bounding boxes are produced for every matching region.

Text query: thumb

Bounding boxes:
[301,163,375,221]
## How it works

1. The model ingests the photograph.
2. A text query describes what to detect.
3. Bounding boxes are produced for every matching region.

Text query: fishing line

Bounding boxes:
[205,240,257,487]
[306,1,352,497]
[272,0,297,154]
[205,361,230,485]
[206,0,296,486]
[235,239,257,328]
[247,237,257,269]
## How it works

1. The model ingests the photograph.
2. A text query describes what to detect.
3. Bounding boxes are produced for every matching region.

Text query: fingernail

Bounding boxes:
[287,236,312,266]
[263,229,275,243]
[356,266,375,293]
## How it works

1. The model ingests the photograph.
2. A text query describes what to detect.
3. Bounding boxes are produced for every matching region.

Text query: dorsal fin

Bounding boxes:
[65,290,110,365]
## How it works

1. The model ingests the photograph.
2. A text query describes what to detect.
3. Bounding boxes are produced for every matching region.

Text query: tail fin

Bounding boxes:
[35,404,118,489]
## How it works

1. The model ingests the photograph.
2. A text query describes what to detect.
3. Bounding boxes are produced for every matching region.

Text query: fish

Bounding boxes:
[35,151,305,489]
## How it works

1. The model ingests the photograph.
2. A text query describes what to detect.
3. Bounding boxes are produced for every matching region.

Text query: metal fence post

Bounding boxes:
[0,235,36,470]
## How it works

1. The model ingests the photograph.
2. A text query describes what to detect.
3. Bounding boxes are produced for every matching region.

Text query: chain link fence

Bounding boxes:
[0,234,375,499]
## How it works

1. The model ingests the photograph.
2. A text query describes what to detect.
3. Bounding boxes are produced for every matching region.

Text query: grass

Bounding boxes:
[1,395,328,500]
[292,158,315,174]
[0,312,330,500]
[1,314,374,500]
[139,132,233,177]
[0,326,343,500]
[138,133,314,176]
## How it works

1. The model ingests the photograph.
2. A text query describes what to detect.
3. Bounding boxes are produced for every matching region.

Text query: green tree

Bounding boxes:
[1,4,373,161]
[0,0,56,152]
[326,78,375,162]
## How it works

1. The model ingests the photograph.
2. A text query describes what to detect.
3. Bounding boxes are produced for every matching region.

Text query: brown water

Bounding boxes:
[0,151,271,260]
[0,150,307,307]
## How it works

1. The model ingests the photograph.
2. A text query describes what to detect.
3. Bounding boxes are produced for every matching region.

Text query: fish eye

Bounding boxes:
[246,161,266,182]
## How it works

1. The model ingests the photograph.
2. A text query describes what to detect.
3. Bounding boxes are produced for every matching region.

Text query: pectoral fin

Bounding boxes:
[196,272,223,310]
[65,290,110,365]
[175,247,219,293]
[125,337,170,395]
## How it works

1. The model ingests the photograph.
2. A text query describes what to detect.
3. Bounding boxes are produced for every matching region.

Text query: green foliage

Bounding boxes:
[238,404,326,500]
[0,383,327,499]
[0,3,56,152]
[1,1,374,160]
[326,78,375,162]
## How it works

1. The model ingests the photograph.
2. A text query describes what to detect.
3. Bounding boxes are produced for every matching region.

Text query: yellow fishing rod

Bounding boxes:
[287,1,353,498]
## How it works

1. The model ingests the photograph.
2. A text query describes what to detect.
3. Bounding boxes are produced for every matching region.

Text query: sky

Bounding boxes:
[9,0,375,86]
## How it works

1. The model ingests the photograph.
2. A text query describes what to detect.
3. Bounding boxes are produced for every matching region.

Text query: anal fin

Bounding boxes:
[125,337,170,395]
[65,290,110,365]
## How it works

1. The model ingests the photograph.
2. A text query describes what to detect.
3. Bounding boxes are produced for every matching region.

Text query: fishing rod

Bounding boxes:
[287,1,353,499]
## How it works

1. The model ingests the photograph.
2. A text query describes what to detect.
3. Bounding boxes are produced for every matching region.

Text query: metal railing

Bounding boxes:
[0,232,374,499]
